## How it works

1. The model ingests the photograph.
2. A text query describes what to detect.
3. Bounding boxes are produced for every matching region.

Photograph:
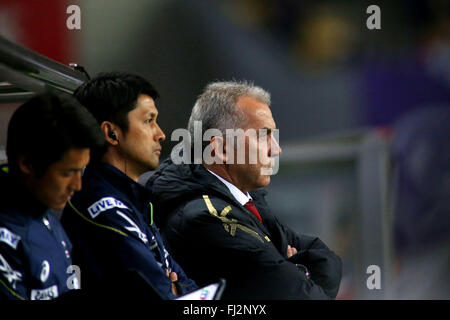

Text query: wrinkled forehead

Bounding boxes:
[237,96,275,129]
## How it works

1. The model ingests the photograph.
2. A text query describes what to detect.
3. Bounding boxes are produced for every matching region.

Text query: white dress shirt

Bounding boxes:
[206,169,252,206]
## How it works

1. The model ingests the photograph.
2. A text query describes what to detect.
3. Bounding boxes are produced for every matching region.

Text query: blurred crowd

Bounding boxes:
[1,0,449,299]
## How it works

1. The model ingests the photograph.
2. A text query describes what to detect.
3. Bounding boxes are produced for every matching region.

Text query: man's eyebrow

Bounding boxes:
[255,127,275,137]
[61,168,84,173]
[146,111,158,118]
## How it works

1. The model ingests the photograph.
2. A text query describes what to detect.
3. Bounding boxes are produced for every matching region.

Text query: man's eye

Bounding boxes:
[62,172,73,178]
[145,118,153,124]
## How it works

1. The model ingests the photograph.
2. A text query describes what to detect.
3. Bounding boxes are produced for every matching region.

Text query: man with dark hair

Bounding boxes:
[147,81,342,299]
[0,92,104,300]
[62,72,197,299]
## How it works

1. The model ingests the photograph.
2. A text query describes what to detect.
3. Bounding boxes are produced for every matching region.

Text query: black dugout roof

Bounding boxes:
[0,35,87,103]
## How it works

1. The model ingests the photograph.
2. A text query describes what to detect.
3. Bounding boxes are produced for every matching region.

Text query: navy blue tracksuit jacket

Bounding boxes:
[0,165,76,300]
[62,163,197,299]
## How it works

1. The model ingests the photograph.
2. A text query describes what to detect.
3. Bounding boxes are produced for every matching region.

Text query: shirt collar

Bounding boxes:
[206,169,252,206]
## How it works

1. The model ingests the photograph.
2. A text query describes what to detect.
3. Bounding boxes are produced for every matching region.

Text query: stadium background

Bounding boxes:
[1,0,449,299]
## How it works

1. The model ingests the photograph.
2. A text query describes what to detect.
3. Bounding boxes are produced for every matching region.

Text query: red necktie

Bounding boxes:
[244,200,262,222]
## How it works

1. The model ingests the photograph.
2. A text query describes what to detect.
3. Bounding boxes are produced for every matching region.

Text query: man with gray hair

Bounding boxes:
[147,81,342,299]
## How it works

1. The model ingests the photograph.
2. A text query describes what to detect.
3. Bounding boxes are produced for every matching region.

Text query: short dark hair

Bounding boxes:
[73,72,159,134]
[6,91,105,177]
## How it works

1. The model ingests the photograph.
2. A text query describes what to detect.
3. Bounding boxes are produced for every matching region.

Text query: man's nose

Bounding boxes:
[269,135,282,157]
[156,124,166,142]
[70,172,82,192]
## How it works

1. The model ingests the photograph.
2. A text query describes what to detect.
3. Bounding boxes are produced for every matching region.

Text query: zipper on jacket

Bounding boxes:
[42,217,51,230]
[42,216,71,260]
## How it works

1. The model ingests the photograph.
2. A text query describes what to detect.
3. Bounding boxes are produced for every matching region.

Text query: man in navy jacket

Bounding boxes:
[62,72,197,299]
[0,92,104,300]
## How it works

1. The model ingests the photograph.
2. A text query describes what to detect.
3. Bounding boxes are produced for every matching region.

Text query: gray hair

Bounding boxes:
[188,80,271,142]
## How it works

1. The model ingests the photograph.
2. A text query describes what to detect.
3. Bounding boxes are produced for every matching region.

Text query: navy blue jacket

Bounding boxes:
[62,163,197,299]
[0,165,76,300]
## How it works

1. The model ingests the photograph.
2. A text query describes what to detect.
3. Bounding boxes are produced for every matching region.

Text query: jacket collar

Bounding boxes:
[84,163,152,211]
[148,157,269,224]
[190,163,267,205]
[188,164,244,209]
[191,164,274,236]
[190,164,269,219]
[206,169,252,206]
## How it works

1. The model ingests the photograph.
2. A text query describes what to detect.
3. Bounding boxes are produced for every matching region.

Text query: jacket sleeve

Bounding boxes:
[0,243,27,300]
[177,200,338,300]
[108,231,179,299]
[67,201,184,300]
[254,190,342,298]
[162,241,198,295]
[284,225,343,299]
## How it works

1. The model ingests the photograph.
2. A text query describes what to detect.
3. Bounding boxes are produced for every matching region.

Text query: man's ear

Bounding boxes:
[210,136,227,164]
[17,155,33,175]
[101,121,119,146]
